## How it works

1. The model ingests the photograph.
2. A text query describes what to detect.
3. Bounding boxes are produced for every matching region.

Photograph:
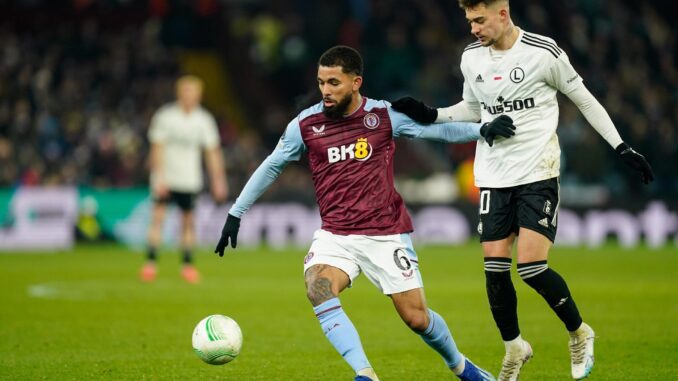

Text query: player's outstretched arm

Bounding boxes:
[391,97,481,124]
[391,96,438,124]
[615,143,655,184]
[389,104,515,145]
[213,149,291,256]
[389,105,479,142]
[215,119,305,256]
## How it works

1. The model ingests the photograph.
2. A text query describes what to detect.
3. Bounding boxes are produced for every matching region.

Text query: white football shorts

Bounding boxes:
[303,229,424,295]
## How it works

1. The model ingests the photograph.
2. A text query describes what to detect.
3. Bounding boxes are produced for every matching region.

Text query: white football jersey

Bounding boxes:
[461,29,583,188]
[148,103,219,192]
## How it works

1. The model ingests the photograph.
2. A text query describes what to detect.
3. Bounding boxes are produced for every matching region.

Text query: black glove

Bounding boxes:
[479,115,516,147]
[214,214,241,256]
[390,96,438,124]
[615,143,655,184]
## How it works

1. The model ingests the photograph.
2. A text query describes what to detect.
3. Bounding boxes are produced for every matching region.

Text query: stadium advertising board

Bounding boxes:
[0,187,675,251]
[0,187,78,250]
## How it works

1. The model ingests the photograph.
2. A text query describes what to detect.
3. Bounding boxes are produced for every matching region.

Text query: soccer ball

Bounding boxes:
[192,314,243,365]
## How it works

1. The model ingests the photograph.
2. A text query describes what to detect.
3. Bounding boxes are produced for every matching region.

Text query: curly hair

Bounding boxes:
[318,45,363,76]
[458,0,508,9]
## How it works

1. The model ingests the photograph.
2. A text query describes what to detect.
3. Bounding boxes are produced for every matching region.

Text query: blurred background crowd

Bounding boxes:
[0,0,675,205]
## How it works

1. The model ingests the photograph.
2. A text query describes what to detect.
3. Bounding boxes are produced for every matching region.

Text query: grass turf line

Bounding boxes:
[1,243,677,380]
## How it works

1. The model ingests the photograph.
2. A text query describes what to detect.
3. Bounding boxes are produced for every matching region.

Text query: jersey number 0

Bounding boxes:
[479,190,491,215]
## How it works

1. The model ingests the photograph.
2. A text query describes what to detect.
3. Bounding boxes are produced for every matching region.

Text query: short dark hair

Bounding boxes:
[458,0,508,8]
[318,45,363,76]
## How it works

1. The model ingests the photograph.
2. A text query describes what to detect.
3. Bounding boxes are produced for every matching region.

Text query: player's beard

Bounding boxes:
[322,93,352,120]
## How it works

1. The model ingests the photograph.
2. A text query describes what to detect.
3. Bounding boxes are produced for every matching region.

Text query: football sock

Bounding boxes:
[182,249,192,264]
[313,298,371,373]
[147,246,157,261]
[518,261,583,332]
[504,334,525,352]
[484,257,520,341]
[450,354,466,375]
[356,367,379,380]
[418,309,463,370]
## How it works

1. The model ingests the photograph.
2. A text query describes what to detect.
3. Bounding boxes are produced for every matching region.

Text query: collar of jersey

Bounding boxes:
[489,28,524,57]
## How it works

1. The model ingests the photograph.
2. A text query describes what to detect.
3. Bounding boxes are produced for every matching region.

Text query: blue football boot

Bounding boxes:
[457,357,496,381]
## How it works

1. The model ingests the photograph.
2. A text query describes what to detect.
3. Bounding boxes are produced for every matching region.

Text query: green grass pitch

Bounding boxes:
[1,243,677,380]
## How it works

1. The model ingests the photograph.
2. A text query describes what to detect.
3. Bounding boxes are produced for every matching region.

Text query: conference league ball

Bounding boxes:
[192,315,243,365]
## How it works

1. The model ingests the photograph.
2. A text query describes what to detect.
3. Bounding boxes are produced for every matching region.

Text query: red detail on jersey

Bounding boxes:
[299,98,413,236]
[493,76,502,80]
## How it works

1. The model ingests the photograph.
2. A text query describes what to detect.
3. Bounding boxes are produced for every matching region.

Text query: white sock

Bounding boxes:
[451,354,466,375]
[504,335,524,353]
[357,367,379,381]
[571,322,591,336]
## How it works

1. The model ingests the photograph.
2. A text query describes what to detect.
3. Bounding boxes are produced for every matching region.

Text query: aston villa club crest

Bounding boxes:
[363,113,380,129]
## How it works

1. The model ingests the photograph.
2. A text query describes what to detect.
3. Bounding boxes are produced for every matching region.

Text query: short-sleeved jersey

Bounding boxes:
[148,103,220,192]
[461,29,584,188]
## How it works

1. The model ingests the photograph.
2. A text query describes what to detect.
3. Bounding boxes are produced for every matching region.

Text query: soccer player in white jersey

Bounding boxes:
[390,1,655,380]
[214,46,511,381]
[141,75,228,283]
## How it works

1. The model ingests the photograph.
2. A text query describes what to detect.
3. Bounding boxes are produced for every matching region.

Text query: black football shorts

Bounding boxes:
[154,190,197,212]
[478,177,559,242]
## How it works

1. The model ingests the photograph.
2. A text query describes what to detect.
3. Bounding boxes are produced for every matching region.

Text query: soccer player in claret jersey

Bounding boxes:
[390,1,655,380]
[214,46,515,381]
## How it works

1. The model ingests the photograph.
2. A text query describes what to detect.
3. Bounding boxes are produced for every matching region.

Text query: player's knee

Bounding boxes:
[305,276,337,306]
[517,260,549,283]
[401,310,429,333]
